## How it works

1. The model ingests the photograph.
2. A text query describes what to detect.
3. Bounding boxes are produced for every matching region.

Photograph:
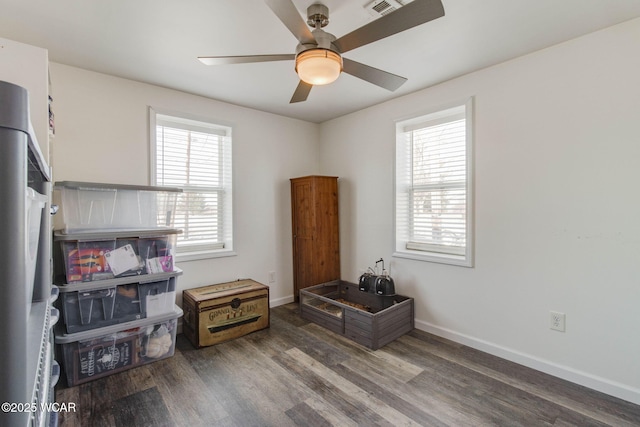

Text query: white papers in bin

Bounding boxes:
[145,291,175,317]
[146,257,165,274]
[104,244,140,276]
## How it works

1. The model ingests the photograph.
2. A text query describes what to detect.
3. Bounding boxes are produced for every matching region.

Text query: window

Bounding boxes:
[150,108,233,259]
[394,98,473,266]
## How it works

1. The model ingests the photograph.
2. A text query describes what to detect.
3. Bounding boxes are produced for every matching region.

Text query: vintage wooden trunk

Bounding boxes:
[299,280,414,350]
[182,279,270,348]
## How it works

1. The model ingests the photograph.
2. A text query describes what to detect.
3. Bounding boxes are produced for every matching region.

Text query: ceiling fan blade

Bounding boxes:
[334,0,444,54]
[265,0,316,45]
[342,58,407,92]
[198,54,295,65]
[290,80,313,103]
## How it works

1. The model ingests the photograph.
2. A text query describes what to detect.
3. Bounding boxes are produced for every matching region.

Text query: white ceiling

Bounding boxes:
[2,0,640,123]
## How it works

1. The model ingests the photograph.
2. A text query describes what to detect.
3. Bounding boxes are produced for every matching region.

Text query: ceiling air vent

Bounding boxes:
[365,0,404,18]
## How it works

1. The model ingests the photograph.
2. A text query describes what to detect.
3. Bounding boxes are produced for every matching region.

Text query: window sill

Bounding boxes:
[393,249,473,267]
[176,249,237,263]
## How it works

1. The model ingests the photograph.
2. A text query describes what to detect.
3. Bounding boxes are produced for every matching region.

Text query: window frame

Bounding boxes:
[393,97,474,267]
[149,107,235,261]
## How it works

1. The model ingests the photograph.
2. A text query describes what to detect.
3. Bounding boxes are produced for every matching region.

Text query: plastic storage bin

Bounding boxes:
[54,230,178,284]
[54,181,181,233]
[59,272,179,334]
[55,305,182,386]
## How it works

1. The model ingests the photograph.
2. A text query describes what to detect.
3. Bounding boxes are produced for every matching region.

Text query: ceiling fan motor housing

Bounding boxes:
[296,28,339,54]
[306,4,329,28]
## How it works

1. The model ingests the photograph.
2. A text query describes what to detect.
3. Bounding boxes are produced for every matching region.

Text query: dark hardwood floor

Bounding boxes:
[56,303,640,426]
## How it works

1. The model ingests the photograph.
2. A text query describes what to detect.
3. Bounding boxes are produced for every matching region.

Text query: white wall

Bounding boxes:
[0,37,49,159]
[49,62,320,306]
[319,17,640,404]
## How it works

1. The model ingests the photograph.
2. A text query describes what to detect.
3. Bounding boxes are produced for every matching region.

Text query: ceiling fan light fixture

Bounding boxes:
[295,49,342,85]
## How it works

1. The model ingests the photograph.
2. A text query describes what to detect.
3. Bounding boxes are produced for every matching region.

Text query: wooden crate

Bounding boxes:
[182,279,270,348]
[299,280,414,350]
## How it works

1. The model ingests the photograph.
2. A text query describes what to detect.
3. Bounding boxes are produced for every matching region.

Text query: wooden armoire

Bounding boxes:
[290,176,340,300]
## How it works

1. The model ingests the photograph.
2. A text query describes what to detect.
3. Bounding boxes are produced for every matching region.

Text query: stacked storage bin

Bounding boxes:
[53,182,184,386]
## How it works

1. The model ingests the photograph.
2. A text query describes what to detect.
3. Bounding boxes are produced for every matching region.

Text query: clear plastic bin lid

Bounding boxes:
[54,181,182,193]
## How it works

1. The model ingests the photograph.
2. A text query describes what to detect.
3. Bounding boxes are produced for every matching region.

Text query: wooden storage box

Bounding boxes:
[300,280,414,350]
[182,279,270,348]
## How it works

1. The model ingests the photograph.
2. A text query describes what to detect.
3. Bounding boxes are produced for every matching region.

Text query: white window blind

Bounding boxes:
[395,100,473,266]
[151,111,233,256]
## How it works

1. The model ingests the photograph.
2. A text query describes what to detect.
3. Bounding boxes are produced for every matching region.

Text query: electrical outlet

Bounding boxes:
[268,271,276,284]
[550,311,566,332]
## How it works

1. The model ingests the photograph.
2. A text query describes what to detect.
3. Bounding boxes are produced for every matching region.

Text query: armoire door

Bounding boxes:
[291,177,315,300]
[291,176,340,300]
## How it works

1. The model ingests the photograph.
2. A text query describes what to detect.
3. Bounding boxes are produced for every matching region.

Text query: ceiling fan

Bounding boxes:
[198,0,445,103]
